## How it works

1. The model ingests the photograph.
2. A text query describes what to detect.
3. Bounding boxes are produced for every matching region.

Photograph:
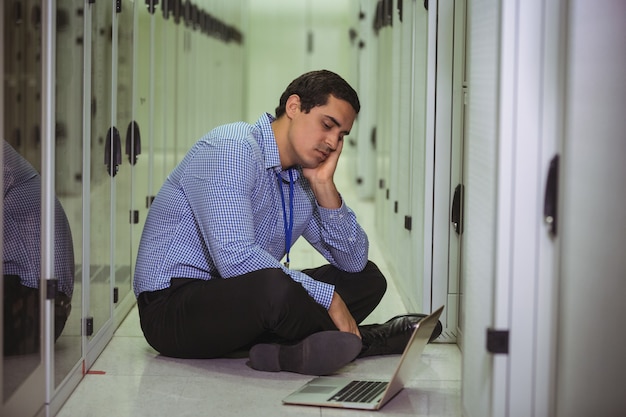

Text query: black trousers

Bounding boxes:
[3,275,72,356]
[137,261,387,359]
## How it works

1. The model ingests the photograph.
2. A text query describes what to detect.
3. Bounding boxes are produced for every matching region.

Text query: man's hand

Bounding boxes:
[328,291,361,339]
[302,140,343,209]
[302,138,343,184]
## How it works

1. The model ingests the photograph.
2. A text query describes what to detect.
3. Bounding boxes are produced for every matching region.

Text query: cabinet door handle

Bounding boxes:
[105,126,122,177]
[125,120,141,165]
[451,184,464,235]
[544,154,560,237]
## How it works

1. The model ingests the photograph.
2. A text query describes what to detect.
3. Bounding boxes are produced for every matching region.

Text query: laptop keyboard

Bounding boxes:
[329,380,389,403]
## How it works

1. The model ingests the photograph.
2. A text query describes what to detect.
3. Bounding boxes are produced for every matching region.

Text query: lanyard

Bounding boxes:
[276,169,294,268]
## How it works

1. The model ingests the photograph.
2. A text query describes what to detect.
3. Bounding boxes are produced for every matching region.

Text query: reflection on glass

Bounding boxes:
[3,141,74,399]
[89,0,113,338]
[54,0,84,388]
[115,0,135,308]
[3,0,43,402]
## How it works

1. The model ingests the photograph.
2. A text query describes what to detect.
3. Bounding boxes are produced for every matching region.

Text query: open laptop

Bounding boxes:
[282,305,445,411]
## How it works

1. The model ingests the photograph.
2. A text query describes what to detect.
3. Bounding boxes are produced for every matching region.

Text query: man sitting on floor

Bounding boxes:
[133,70,441,375]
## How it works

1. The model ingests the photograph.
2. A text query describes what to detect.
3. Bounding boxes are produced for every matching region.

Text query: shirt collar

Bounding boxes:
[256,113,301,181]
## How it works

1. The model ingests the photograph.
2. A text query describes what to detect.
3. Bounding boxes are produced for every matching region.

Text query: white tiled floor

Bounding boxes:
[57,156,461,416]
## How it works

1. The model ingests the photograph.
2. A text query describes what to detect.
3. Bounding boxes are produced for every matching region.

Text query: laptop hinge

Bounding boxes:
[486,328,509,354]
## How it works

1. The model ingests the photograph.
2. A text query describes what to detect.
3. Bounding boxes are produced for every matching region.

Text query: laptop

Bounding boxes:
[282,305,445,411]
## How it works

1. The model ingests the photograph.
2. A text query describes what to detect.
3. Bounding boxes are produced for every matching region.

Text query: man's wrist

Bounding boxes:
[310,181,341,209]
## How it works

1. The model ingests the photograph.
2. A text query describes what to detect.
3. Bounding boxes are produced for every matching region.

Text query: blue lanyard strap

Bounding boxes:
[276,169,294,268]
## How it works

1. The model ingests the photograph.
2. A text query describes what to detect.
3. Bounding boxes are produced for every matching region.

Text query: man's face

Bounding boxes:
[287,95,356,169]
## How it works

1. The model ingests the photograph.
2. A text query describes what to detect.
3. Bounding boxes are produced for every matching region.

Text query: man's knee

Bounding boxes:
[256,269,310,307]
[362,261,388,298]
[248,269,323,332]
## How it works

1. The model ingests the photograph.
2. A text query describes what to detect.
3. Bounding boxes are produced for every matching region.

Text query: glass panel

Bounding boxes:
[375,21,392,245]
[89,0,113,338]
[2,143,43,400]
[154,6,168,189]
[408,0,429,308]
[130,4,159,304]
[54,0,83,387]
[133,3,152,289]
[174,23,189,164]
[162,14,177,180]
[114,0,135,308]
[3,0,43,400]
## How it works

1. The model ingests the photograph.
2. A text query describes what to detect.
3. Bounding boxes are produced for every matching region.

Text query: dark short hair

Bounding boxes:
[275,70,360,118]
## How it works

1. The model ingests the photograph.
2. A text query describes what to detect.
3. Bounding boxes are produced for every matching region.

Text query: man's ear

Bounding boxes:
[285,94,301,119]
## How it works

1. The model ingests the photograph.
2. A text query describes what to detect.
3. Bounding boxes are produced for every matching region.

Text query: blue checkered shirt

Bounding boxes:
[3,141,75,296]
[133,113,368,308]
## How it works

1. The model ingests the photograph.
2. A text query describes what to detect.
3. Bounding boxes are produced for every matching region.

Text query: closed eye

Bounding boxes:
[323,115,351,136]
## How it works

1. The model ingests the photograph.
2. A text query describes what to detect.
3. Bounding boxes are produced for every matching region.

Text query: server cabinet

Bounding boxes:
[386,0,409,312]
[83,1,122,376]
[370,0,464,328]
[174,13,191,156]
[3,0,27,160]
[408,0,431,316]
[112,0,137,323]
[85,0,114,356]
[56,0,84,198]
[460,0,599,416]
[2,1,50,415]
[133,0,156,310]
[355,0,378,200]
[23,0,42,170]
[83,0,137,365]
[428,0,466,342]
[3,1,249,416]
[374,0,393,257]
[52,0,84,404]
[460,0,502,415]
[2,0,43,168]
[135,0,164,204]
[555,1,626,415]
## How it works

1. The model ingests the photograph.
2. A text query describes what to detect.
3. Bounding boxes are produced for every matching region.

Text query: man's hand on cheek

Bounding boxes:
[302,139,343,184]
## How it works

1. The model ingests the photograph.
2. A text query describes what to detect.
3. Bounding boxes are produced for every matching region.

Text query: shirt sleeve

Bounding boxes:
[285,269,335,309]
[301,195,369,274]
[180,138,336,308]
